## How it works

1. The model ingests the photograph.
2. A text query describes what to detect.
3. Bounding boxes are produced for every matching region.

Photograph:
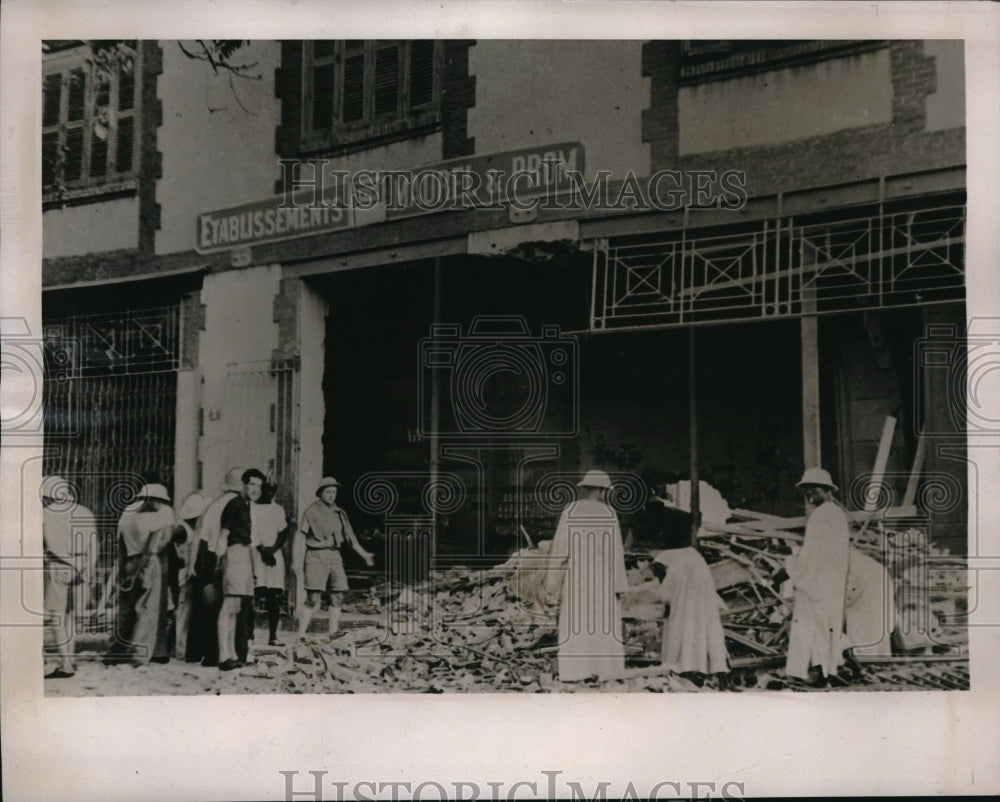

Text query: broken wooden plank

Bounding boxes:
[857,416,897,538]
[716,506,918,535]
[729,655,784,670]
[902,434,928,508]
[723,628,779,655]
[709,558,754,590]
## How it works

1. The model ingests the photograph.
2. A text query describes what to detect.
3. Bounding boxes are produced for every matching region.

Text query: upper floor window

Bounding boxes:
[42,41,138,201]
[679,40,886,84]
[301,40,442,152]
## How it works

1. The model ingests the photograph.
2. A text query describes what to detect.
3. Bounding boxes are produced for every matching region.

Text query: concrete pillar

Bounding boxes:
[173,368,201,501]
[295,279,327,524]
[801,287,821,469]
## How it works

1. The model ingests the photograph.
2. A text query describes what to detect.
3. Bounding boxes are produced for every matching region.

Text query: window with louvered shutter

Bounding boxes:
[302,40,442,152]
[374,46,400,116]
[342,54,366,122]
[42,41,139,198]
[409,41,434,107]
[115,116,134,174]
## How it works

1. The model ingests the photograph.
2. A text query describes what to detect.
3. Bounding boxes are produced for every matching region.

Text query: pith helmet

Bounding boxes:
[316,476,341,496]
[179,492,212,521]
[796,467,838,491]
[221,467,245,492]
[139,483,172,504]
[577,469,612,490]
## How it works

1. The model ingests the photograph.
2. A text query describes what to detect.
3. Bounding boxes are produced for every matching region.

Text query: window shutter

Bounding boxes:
[64,128,84,181]
[342,53,365,123]
[67,68,86,122]
[91,135,108,178]
[115,116,134,173]
[374,45,399,116]
[118,62,134,111]
[409,41,434,107]
[43,73,62,127]
[42,132,60,187]
[311,63,335,130]
[313,40,335,59]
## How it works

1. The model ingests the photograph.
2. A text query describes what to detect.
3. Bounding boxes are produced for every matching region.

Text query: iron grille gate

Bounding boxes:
[590,203,966,331]
[42,305,181,634]
[224,357,300,612]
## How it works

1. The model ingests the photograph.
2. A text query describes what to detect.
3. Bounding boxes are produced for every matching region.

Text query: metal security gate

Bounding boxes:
[223,357,300,613]
[42,305,180,633]
[222,357,300,508]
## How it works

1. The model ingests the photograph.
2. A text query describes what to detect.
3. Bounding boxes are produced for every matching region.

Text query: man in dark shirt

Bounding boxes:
[215,468,265,671]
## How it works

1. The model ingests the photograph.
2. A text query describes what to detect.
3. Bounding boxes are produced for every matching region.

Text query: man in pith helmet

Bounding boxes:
[292,477,374,651]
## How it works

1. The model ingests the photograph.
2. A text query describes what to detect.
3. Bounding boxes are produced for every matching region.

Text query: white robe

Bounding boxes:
[784,501,851,679]
[654,547,730,674]
[845,548,896,656]
[250,501,288,589]
[545,498,628,682]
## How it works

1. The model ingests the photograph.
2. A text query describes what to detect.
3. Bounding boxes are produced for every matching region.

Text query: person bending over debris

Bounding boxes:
[293,477,374,651]
[650,537,736,691]
[543,469,628,682]
[778,468,854,687]
[214,468,266,671]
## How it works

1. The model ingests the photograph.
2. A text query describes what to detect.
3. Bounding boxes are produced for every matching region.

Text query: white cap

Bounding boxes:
[179,492,212,520]
[221,467,245,492]
[139,483,172,504]
[796,467,838,491]
[577,469,612,490]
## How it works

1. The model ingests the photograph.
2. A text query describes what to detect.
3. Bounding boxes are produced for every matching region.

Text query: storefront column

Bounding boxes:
[801,285,821,469]
[173,368,201,501]
[295,279,327,522]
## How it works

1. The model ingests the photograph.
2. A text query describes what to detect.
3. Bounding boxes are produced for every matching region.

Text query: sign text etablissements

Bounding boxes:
[195,142,585,254]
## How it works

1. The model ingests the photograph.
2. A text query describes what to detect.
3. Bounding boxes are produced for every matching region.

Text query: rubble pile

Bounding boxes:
[58,510,969,695]
[232,511,968,694]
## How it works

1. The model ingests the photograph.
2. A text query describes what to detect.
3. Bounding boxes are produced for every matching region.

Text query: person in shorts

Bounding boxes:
[215,468,265,671]
[293,477,374,648]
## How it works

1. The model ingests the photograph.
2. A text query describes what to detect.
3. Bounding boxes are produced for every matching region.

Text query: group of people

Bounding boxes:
[42,467,374,677]
[541,466,896,688]
[44,462,894,688]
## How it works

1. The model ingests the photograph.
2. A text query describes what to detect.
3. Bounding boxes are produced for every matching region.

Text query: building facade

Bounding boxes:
[41,39,967,571]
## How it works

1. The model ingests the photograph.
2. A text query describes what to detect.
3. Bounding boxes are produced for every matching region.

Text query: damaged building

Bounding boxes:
[39,39,969,689]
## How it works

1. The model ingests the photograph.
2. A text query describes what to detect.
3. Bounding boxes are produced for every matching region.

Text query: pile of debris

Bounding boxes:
[232,504,967,693]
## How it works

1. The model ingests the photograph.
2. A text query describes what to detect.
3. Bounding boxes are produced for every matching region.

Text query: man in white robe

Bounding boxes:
[783,468,852,685]
[544,470,628,682]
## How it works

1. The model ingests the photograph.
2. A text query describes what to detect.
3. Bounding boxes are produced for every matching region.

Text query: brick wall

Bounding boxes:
[642,40,965,197]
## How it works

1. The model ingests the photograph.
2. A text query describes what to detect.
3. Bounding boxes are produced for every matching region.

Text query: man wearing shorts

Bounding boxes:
[293,477,374,646]
[215,468,265,671]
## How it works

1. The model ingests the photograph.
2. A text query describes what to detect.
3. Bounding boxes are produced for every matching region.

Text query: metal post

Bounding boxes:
[430,256,442,530]
[689,326,700,544]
